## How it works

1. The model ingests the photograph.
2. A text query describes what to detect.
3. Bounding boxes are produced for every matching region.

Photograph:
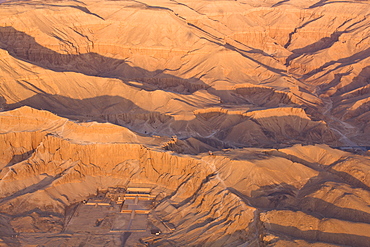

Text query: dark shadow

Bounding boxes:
[222,42,287,76]
[247,181,370,224]
[246,115,337,145]
[0,175,56,204]
[4,149,35,168]
[270,150,370,190]
[55,4,104,20]
[302,47,370,80]
[272,0,290,7]
[62,202,80,232]
[163,112,338,154]
[0,26,208,95]
[316,71,352,96]
[185,217,215,233]
[6,207,64,220]
[286,31,346,66]
[232,183,298,211]
[4,93,174,142]
[332,65,370,98]
[5,93,170,123]
[0,95,5,109]
[206,85,301,107]
[4,90,337,154]
[0,213,21,247]
[174,173,218,209]
[299,196,370,224]
[267,223,370,247]
[120,232,131,246]
[232,86,293,106]
[309,0,368,8]
[284,16,324,50]
[0,27,344,154]
[1,1,103,19]
[226,183,370,245]
[287,17,367,71]
[308,0,330,8]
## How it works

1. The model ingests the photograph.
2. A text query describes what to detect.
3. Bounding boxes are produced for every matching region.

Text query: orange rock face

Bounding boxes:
[0,0,369,246]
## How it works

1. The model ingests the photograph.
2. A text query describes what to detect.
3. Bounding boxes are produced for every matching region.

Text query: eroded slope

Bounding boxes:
[0,0,370,246]
[0,108,369,246]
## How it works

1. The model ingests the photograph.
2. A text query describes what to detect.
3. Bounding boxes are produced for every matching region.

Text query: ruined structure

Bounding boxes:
[0,0,370,246]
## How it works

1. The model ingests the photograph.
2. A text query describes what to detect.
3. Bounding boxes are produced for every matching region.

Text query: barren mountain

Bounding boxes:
[0,0,369,246]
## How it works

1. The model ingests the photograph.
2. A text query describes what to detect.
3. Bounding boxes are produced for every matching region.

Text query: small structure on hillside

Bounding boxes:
[105,187,126,203]
[65,185,156,235]
[120,187,154,214]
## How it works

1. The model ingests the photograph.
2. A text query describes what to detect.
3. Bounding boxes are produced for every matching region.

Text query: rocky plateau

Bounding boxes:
[0,0,370,246]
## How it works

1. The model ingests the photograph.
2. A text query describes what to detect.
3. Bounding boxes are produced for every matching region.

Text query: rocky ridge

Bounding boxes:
[0,0,370,246]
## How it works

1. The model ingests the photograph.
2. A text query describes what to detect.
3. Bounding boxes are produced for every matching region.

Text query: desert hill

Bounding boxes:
[0,0,369,246]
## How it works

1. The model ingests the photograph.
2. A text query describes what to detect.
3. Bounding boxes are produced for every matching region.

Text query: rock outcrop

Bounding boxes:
[0,0,369,246]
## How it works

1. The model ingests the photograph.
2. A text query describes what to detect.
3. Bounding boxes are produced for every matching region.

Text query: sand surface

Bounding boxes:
[0,0,369,246]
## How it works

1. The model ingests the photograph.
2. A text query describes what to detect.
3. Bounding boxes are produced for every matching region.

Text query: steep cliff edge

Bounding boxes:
[1,107,369,246]
[0,0,369,246]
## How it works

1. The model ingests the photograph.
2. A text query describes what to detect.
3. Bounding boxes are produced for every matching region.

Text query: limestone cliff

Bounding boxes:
[0,0,369,246]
